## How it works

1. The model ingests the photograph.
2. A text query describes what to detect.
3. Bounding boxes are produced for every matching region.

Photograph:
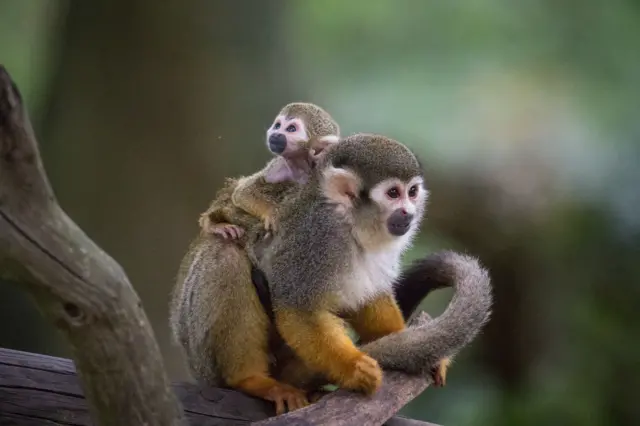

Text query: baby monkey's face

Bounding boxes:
[266,114,309,158]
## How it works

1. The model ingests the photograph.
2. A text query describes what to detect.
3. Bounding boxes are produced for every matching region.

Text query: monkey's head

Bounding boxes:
[266,102,340,159]
[318,134,427,250]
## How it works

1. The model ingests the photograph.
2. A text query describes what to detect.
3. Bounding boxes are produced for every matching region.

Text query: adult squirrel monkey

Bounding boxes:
[248,133,434,395]
[171,102,340,415]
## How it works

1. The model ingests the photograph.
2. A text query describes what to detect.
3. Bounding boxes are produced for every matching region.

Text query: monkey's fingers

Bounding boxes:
[212,227,231,239]
[227,225,245,239]
[285,393,309,412]
[212,224,245,240]
[265,383,308,415]
[274,397,286,416]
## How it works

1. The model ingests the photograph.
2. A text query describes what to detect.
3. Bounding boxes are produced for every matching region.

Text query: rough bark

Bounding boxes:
[0,64,184,425]
[0,347,440,426]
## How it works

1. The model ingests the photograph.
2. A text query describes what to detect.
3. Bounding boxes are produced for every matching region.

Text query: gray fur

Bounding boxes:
[252,133,424,311]
[361,251,493,374]
[256,188,354,309]
[321,133,423,189]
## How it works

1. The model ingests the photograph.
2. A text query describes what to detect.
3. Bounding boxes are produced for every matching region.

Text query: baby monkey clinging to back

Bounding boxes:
[198,102,340,239]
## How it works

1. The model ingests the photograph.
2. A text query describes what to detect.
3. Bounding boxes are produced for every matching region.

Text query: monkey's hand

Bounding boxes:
[340,353,383,394]
[201,220,245,240]
[264,382,309,415]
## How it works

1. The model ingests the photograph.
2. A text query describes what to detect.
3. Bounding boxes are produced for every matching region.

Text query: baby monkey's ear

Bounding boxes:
[309,134,340,158]
[321,165,361,210]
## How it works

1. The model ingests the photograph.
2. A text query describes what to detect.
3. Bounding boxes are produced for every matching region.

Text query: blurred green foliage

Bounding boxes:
[1,1,639,425]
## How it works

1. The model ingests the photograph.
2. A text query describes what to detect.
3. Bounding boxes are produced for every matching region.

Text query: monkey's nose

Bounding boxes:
[268,133,287,154]
[387,208,414,236]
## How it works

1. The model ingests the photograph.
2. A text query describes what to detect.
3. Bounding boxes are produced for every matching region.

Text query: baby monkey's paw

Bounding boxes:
[341,354,382,395]
[265,383,309,415]
[430,357,451,387]
[209,223,245,240]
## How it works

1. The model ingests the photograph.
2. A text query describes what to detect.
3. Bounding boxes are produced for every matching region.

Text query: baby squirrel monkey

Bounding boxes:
[171,102,340,415]
[198,102,340,240]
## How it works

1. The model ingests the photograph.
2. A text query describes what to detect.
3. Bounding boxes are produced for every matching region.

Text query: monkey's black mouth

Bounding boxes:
[387,209,413,236]
[268,133,287,154]
[388,223,411,236]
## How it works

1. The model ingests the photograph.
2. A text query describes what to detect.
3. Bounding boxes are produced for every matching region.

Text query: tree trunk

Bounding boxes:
[38,0,296,378]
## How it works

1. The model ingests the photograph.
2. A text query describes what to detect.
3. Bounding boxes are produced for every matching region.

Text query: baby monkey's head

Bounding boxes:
[266,102,340,158]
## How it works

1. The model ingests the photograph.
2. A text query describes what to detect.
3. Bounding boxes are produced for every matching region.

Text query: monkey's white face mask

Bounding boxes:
[266,115,308,156]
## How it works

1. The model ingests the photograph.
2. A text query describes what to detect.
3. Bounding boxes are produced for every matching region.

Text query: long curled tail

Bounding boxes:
[362,250,493,374]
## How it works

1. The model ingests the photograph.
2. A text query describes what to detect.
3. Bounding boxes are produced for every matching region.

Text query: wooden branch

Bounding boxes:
[0,347,440,426]
[0,65,184,425]
[252,372,430,426]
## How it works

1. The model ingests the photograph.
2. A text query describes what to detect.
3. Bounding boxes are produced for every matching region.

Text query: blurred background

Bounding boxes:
[1,1,639,425]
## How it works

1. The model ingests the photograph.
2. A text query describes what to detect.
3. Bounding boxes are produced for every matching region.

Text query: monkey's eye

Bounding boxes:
[274,122,281,130]
[386,187,400,199]
[408,185,418,198]
[286,124,297,132]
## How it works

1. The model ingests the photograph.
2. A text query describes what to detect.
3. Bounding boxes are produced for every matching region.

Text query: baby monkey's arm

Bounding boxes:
[231,169,281,232]
[198,178,246,239]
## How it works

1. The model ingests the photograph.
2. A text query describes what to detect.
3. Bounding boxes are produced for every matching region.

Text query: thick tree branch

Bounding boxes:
[0,347,439,426]
[253,371,430,426]
[0,65,184,425]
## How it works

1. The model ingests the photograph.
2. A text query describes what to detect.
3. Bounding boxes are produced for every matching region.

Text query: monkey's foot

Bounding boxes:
[340,354,382,395]
[210,224,245,240]
[264,382,309,415]
[430,357,451,387]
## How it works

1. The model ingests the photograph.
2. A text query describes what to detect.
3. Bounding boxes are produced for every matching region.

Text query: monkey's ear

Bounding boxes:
[310,135,340,158]
[321,166,361,209]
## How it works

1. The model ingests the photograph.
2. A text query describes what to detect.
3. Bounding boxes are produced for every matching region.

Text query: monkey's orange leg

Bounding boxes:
[275,308,382,395]
[222,327,308,414]
[347,293,406,343]
[216,259,308,415]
